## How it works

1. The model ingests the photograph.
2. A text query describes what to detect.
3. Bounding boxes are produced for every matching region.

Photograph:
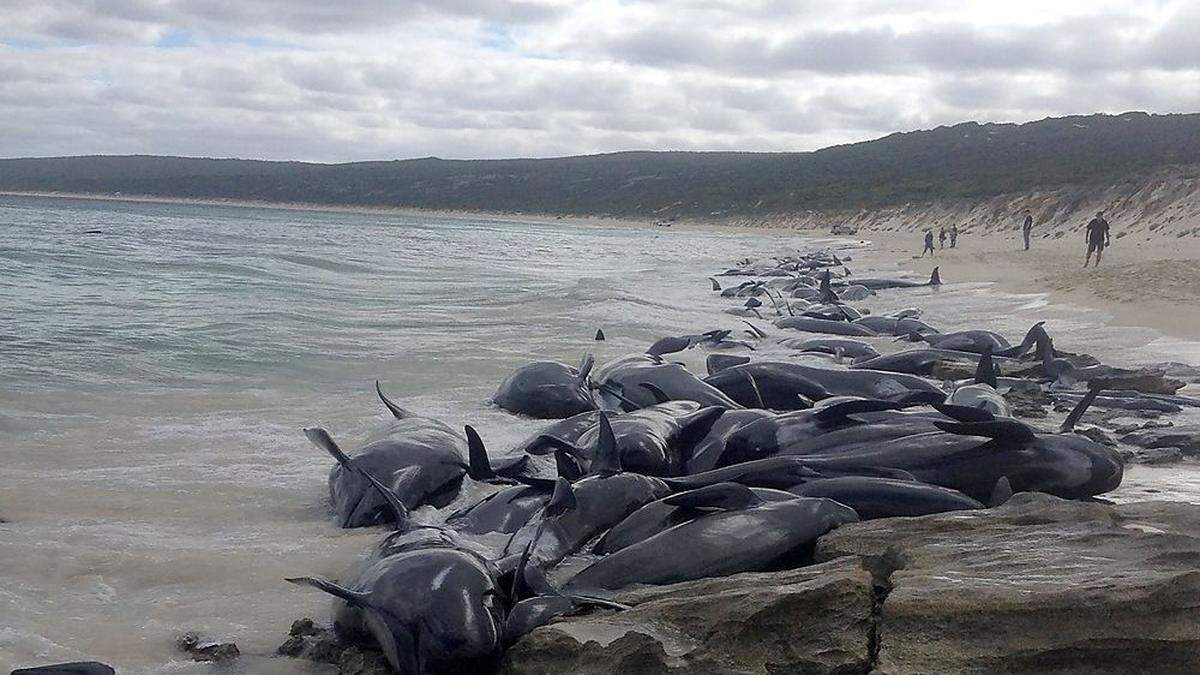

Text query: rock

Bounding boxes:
[1120,426,1200,456]
[501,557,875,674]
[816,493,1200,673]
[1073,426,1116,446]
[175,631,240,663]
[1136,446,1186,465]
[1003,387,1049,419]
[338,646,392,675]
[1095,369,1187,395]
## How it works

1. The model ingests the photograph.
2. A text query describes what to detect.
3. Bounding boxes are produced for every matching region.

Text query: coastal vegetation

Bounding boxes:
[3,112,1199,218]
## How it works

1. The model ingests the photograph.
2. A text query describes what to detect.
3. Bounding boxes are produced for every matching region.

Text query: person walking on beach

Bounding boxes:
[1022,211,1034,250]
[921,230,935,257]
[1084,210,1111,267]
[949,225,959,248]
[938,227,947,249]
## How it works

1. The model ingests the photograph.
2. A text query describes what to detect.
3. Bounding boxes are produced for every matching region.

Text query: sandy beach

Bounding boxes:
[841,228,1200,341]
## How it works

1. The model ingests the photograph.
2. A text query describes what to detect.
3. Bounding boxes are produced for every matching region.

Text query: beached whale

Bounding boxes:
[851,348,1018,377]
[706,361,945,405]
[532,401,725,476]
[837,267,941,290]
[565,485,857,591]
[775,316,877,336]
[853,315,940,336]
[592,353,742,410]
[288,548,507,674]
[777,336,880,361]
[494,354,597,419]
[921,329,1012,354]
[787,476,986,519]
[592,484,799,555]
[504,415,671,567]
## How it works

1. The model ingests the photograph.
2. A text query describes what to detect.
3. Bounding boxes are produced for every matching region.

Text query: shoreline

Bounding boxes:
[6,188,1198,341]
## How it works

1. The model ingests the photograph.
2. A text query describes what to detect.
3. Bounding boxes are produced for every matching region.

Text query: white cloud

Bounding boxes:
[0,0,1197,160]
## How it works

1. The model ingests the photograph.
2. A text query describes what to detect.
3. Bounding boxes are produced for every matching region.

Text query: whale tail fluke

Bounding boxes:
[576,353,595,387]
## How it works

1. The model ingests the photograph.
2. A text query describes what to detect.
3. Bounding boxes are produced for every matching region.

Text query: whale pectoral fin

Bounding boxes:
[932,403,996,423]
[740,369,766,409]
[358,467,411,526]
[364,607,419,675]
[285,576,369,606]
[974,347,999,388]
[375,380,415,419]
[933,419,1037,444]
[492,453,531,479]
[664,482,761,511]
[304,428,355,470]
[1060,383,1103,432]
[464,425,497,481]
[812,399,902,423]
[638,382,671,404]
[989,476,1013,507]
[531,435,587,458]
[577,353,596,385]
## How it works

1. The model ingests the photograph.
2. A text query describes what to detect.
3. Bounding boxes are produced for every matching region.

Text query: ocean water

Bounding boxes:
[1,194,1197,673]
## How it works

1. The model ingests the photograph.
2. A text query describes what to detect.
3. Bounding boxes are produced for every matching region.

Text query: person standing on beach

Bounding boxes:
[950,225,959,248]
[1084,210,1111,267]
[921,230,935,257]
[1022,211,1034,250]
[938,227,947,249]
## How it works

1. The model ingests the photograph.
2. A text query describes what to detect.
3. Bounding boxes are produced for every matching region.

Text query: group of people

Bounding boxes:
[1021,209,1112,266]
[919,210,1113,266]
[919,224,958,256]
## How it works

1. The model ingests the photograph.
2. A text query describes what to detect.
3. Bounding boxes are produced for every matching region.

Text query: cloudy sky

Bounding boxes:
[2,0,1198,161]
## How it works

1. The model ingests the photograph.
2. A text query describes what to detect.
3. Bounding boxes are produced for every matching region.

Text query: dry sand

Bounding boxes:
[839,228,1200,341]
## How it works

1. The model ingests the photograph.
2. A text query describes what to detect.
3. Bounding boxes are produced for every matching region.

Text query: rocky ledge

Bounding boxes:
[501,493,1200,674]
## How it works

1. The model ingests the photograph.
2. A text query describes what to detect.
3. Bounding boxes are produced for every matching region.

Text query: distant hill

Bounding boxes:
[3,112,1200,218]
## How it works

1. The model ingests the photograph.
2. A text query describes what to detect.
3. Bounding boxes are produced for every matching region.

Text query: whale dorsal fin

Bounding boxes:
[663,482,761,511]
[590,413,622,476]
[974,347,998,388]
[554,450,584,481]
[594,329,606,341]
[545,477,577,518]
[929,267,942,285]
[464,425,497,481]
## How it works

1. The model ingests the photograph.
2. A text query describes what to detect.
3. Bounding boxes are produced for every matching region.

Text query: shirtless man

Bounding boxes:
[1084,211,1111,267]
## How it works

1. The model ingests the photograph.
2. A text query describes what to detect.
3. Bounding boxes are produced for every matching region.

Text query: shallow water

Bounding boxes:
[1,195,1198,673]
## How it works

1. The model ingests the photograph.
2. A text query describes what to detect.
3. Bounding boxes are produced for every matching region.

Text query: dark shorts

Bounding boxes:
[1088,239,1105,254]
